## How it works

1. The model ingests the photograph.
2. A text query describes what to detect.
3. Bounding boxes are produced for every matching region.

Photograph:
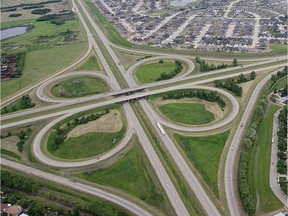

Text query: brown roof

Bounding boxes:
[6,205,22,216]
[0,203,10,213]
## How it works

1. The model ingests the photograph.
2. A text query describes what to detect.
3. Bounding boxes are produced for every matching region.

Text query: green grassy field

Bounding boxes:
[77,141,168,212]
[1,43,85,99]
[135,61,178,83]
[51,76,109,98]
[248,104,283,214]
[159,103,215,125]
[174,131,230,196]
[76,55,101,71]
[1,17,86,99]
[47,127,125,160]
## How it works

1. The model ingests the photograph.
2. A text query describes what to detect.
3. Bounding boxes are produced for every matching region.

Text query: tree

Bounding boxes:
[159,59,164,64]
[233,58,238,67]
[250,71,256,80]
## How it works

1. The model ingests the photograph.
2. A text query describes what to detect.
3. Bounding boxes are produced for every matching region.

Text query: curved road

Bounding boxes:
[224,69,284,216]
[1,159,152,216]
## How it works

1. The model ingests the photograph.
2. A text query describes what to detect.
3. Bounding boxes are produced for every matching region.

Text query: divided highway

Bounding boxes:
[1,0,286,215]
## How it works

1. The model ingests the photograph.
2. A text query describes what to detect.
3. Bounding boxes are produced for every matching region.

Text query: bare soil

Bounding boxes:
[1,136,20,153]
[67,110,122,138]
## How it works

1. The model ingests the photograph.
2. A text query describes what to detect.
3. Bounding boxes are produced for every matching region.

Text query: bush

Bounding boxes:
[9,13,22,17]
[31,8,51,15]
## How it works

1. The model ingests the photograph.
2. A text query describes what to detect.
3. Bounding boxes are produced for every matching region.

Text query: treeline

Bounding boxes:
[1,170,40,192]
[1,0,61,12]
[52,110,109,149]
[15,52,26,75]
[270,66,288,90]
[162,89,226,108]
[37,12,75,25]
[9,13,22,17]
[196,57,238,72]
[1,170,119,216]
[214,72,256,97]
[31,8,51,15]
[238,81,270,215]
[277,107,287,176]
[156,60,183,81]
[1,94,35,114]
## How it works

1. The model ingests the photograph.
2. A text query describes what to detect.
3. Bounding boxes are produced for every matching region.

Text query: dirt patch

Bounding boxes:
[154,97,226,120]
[1,136,20,153]
[67,110,122,138]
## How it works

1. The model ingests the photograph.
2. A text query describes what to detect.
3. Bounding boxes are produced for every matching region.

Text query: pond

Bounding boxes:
[0,26,28,40]
[170,0,198,7]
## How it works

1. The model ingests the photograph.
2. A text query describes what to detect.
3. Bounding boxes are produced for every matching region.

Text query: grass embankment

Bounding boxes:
[76,55,101,71]
[159,103,215,125]
[131,102,207,215]
[77,141,169,213]
[135,61,178,83]
[248,104,283,214]
[84,0,133,48]
[51,76,109,98]
[174,131,230,196]
[47,124,125,160]
[1,18,86,99]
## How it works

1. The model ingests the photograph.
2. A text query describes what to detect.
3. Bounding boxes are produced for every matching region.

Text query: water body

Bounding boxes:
[0,26,28,41]
[170,0,198,7]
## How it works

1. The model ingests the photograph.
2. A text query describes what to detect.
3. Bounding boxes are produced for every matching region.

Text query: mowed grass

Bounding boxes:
[135,61,178,83]
[159,103,215,125]
[1,43,85,99]
[76,142,166,210]
[47,127,125,160]
[51,76,109,98]
[76,55,101,71]
[174,130,230,196]
[248,104,283,214]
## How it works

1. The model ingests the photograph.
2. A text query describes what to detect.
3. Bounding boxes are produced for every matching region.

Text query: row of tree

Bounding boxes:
[1,170,119,216]
[214,71,256,97]
[270,66,288,89]
[52,110,109,149]
[31,8,51,15]
[1,0,61,12]
[277,107,287,175]
[215,79,243,97]
[156,60,183,81]
[162,89,226,108]
[1,94,35,114]
[195,57,238,72]
[37,12,75,25]
[238,81,271,215]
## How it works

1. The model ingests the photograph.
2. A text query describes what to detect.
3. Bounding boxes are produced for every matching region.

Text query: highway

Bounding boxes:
[1,60,286,122]
[1,0,286,215]
[224,70,282,216]
[0,159,152,216]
